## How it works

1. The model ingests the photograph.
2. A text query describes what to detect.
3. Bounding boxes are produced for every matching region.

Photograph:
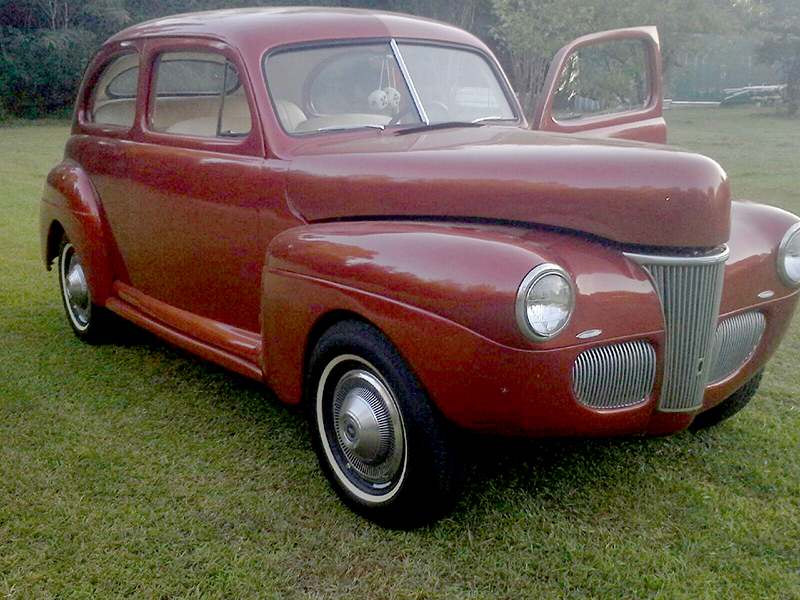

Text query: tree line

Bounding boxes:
[0,0,797,119]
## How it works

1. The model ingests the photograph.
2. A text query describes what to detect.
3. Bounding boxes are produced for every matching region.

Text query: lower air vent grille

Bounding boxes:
[572,341,656,409]
[709,311,766,385]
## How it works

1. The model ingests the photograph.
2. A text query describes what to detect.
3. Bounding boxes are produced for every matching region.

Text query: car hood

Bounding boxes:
[285,127,730,248]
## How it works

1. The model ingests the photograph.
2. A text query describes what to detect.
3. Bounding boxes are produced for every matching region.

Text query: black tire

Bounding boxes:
[690,370,763,431]
[57,236,109,342]
[307,320,460,528]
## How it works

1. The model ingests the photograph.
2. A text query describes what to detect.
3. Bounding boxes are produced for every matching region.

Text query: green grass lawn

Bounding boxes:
[1,108,798,599]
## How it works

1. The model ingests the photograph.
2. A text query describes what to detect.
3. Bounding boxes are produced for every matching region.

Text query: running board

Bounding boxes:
[105,283,263,381]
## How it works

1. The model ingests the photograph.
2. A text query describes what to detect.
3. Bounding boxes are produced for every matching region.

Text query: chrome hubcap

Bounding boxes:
[323,363,405,492]
[338,380,390,464]
[61,243,91,329]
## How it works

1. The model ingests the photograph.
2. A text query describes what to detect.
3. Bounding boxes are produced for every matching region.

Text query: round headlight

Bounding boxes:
[516,264,575,341]
[778,222,800,287]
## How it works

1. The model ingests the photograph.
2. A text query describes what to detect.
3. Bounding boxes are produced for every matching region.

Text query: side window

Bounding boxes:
[87,53,139,127]
[150,51,252,138]
[551,40,650,121]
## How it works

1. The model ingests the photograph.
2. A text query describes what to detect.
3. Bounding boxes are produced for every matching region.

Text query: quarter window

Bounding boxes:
[87,53,139,127]
[107,67,139,98]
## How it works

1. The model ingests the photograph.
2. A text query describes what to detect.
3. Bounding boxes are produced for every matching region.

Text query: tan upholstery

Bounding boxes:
[162,96,252,137]
[274,100,307,132]
[92,99,136,127]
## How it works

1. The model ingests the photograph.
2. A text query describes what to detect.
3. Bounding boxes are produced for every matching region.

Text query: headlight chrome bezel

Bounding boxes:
[777,221,800,288]
[516,263,575,342]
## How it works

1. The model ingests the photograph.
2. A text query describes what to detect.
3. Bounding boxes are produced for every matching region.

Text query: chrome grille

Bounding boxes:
[625,248,728,412]
[709,311,766,384]
[572,341,656,408]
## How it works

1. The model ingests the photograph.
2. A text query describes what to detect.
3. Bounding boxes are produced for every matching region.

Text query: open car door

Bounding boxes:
[532,26,666,144]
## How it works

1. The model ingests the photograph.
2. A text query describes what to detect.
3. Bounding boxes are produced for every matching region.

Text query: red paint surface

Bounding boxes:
[286,127,730,248]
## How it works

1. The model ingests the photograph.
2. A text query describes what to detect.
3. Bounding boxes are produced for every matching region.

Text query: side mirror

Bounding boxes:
[533,27,665,143]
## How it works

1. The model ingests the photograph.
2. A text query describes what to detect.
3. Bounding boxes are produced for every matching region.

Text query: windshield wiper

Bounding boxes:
[315,124,386,133]
[471,116,515,123]
[395,120,484,136]
[395,116,517,136]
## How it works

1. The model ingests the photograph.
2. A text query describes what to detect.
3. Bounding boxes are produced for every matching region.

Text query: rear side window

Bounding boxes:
[87,53,139,127]
[155,58,242,96]
[150,51,251,138]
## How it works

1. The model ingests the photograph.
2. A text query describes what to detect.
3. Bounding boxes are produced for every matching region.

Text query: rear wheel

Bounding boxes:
[691,370,763,430]
[58,237,108,342]
[308,320,460,528]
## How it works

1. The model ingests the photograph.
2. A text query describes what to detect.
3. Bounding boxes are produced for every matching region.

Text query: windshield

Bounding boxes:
[264,41,517,135]
[396,43,516,125]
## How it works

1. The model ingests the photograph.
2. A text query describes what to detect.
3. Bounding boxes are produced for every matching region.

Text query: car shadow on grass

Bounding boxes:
[78,314,756,532]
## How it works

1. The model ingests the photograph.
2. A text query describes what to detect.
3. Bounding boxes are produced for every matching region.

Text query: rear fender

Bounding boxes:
[40,162,115,305]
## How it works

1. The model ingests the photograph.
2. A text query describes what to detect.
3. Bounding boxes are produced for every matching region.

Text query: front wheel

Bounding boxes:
[308,321,460,528]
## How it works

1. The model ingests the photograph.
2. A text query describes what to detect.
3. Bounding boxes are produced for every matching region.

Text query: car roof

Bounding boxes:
[107,7,487,53]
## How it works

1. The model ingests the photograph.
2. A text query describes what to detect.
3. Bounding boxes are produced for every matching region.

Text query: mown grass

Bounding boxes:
[0,108,798,599]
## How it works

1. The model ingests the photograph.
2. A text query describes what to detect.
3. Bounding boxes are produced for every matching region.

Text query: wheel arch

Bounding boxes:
[260,260,466,413]
[40,162,115,305]
[302,309,375,397]
[43,220,66,270]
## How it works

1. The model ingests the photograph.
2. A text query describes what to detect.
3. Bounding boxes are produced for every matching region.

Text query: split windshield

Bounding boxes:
[264,40,517,135]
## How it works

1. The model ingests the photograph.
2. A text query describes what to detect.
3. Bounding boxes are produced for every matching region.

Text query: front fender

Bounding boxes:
[265,221,662,349]
[40,162,115,305]
[723,200,800,311]
[260,221,664,413]
[699,200,800,412]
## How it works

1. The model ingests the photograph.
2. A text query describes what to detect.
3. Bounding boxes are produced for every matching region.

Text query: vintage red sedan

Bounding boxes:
[40,7,800,527]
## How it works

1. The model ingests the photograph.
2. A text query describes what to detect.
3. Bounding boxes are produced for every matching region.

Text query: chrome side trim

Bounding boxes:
[572,340,656,409]
[576,329,602,340]
[623,249,730,266]
[625,247,728,412]
[709,311,766,385]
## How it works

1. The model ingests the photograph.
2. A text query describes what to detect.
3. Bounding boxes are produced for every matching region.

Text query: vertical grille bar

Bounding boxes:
[624,248,728,412]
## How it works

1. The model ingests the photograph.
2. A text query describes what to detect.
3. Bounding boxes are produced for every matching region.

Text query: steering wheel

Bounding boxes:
[388,106,415,126]
[424,101,450,123]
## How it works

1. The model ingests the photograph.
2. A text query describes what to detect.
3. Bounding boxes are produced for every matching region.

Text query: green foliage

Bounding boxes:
[750,0,800,115]
[0,0,346,118]
[491,0,596,115]
[0,27,95,119]
[492,0,738,117]
[0,0,130,119]
[0,0,745,119]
